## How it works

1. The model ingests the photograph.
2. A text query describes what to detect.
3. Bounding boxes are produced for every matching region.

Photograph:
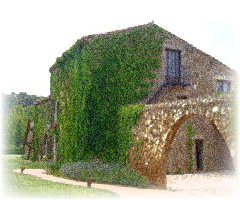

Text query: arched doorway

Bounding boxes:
[128,97,235,188]
[166,115,234,175]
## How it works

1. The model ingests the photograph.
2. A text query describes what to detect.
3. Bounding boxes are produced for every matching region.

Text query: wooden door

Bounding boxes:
[196,139,204,171]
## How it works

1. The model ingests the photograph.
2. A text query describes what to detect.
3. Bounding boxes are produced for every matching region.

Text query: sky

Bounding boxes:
[0,0,239,97]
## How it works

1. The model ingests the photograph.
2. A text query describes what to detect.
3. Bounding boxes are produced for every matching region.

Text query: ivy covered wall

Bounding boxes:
[49,24,166,165]
[31,98,53,161]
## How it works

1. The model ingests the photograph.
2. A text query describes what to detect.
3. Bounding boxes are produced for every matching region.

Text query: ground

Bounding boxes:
[3,155,239,199]
[167,171,238,198]
[2,155,119,198]
[13,168,238,198]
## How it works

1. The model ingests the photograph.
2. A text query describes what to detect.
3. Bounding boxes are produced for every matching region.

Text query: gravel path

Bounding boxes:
[14,169,239,199]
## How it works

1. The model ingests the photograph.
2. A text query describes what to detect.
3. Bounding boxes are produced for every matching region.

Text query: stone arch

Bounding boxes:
[41,131,53,159]
[159,113,234,184]
[129,95,235,188]
[150,113,232,188]
[153,114,195,187]
[165,114,234,175]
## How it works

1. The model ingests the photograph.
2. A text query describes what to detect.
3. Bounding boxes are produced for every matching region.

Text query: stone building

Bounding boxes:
[145,25,236,104]
[49,22,237,103]
[136,23,237,175]
[30,22,237,186]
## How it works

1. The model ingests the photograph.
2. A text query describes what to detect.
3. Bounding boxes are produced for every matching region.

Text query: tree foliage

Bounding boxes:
[1,92,43,155]
[1,92,42,120]
[3,105,28,154]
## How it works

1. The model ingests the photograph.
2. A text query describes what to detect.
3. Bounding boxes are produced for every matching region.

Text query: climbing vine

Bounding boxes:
[48,24,166,165]
[31,106,39,161]
[117,104,145,165]
[31,102,52,161]
[134,138,144,165]
[187,119,194,173]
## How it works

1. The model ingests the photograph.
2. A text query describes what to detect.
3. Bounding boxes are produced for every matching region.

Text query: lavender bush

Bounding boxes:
[61,161,149,188]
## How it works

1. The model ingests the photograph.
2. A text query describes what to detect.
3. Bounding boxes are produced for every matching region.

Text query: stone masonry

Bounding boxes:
[141,24,237,104]
[128,94,236,188]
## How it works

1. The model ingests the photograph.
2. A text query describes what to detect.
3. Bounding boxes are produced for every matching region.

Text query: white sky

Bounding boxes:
[0,0,239,97]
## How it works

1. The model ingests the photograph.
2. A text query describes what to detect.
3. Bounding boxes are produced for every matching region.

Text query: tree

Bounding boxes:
[1,92,43,120]
[3,105,28,154]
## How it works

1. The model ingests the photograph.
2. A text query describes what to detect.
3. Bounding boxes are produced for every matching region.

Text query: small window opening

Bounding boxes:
[177,95,188,100]
[217,80,230,94]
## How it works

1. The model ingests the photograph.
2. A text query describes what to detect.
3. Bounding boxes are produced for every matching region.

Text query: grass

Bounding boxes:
[2,155,119,198]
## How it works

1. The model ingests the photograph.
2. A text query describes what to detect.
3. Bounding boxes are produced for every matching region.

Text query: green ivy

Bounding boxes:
[31,106,39,161]
[48,24,166,165]
[117,104,145,165]
[134,138,144,165]
[177,166,182,174]
[187,119,194,173]
[31,102,52,161]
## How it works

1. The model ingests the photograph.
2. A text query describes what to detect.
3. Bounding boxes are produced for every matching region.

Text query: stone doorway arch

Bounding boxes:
[167,115,234,175]
[128,95,236,188]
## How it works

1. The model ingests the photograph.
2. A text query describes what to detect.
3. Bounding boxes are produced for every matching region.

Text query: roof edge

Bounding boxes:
[49,22,156,73]
[49,64,58,74]
[48,22,235,74]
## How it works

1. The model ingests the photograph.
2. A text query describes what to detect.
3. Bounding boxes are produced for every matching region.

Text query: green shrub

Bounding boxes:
[48,161,61,171]
[61,161,149,188]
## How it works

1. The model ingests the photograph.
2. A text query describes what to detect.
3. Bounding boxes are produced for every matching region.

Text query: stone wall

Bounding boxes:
[128,94,236,187]
[143,26,238,103]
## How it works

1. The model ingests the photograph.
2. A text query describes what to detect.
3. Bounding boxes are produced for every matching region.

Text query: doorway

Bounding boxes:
[196,139,204,171]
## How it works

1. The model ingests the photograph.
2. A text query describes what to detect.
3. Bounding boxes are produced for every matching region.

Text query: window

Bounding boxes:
[165,49,181,83]
[217,80,230,93]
